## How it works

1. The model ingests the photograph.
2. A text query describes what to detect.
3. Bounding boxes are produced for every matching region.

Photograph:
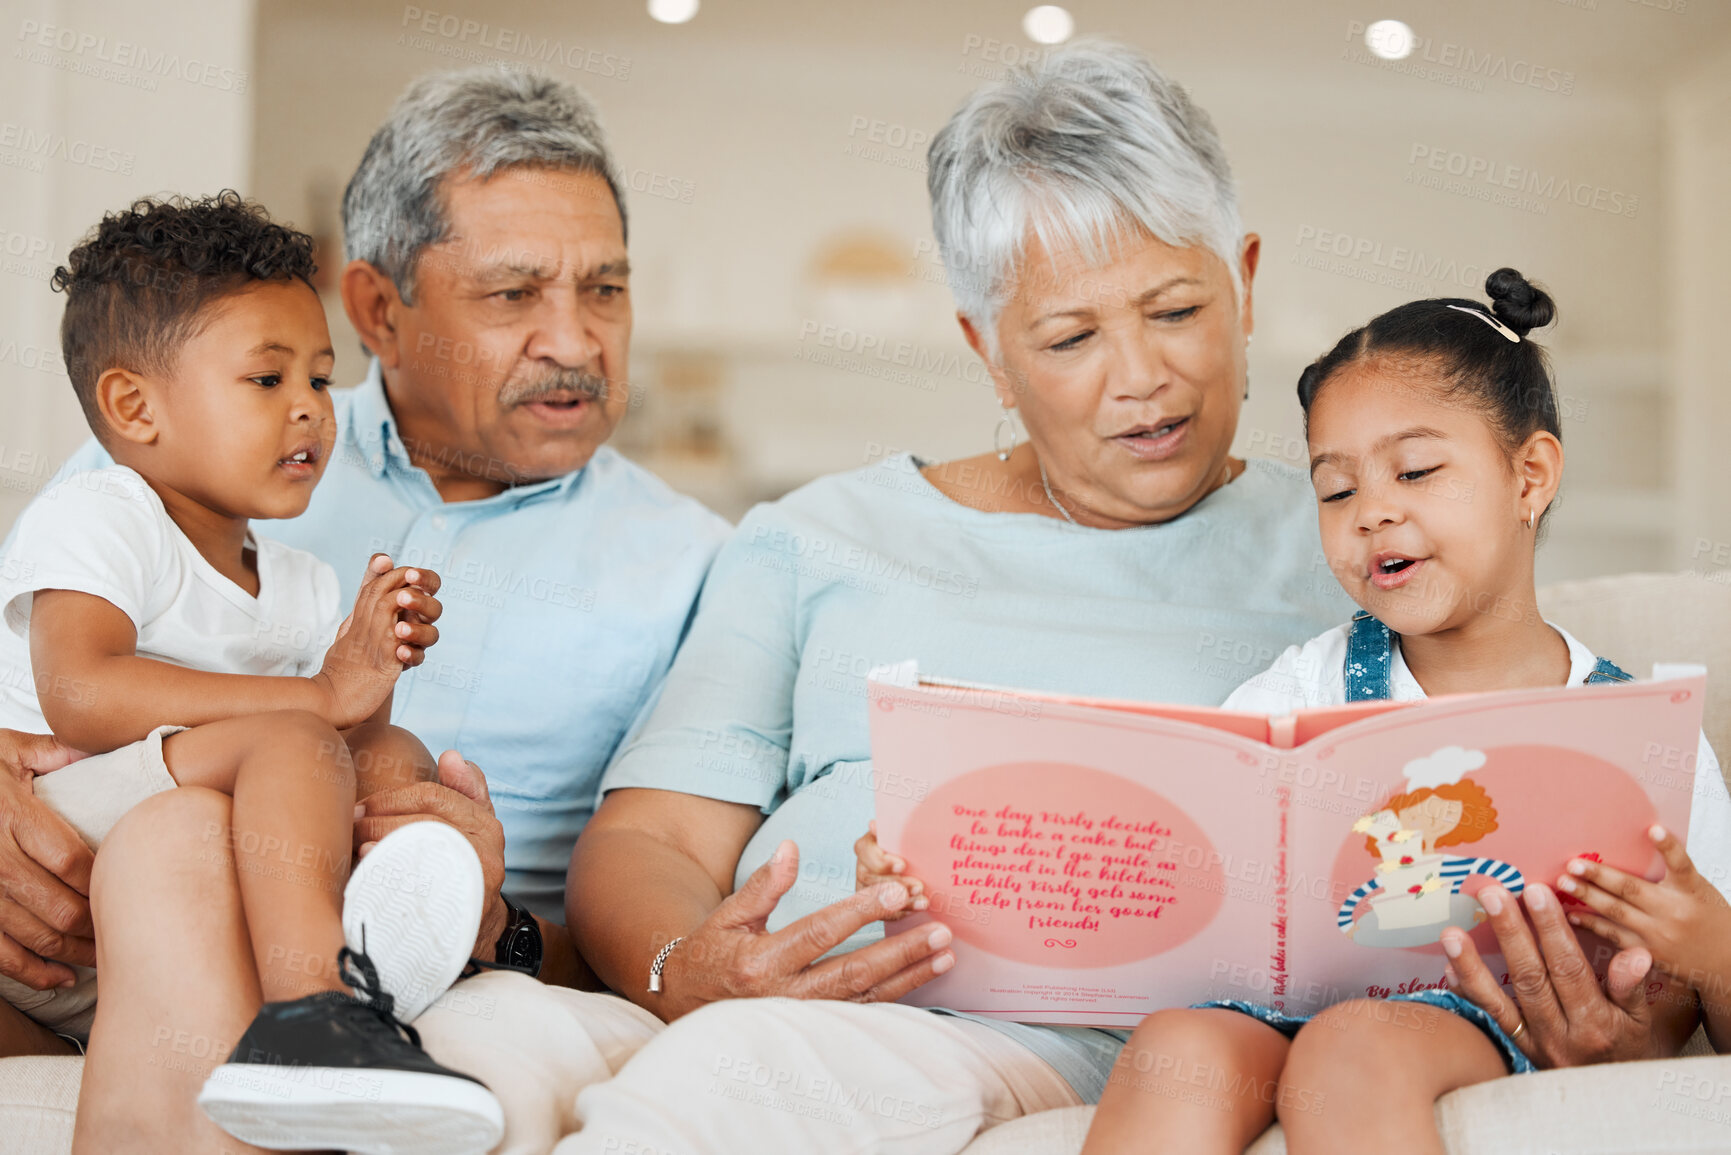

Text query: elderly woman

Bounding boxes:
[547,39,1343,1151]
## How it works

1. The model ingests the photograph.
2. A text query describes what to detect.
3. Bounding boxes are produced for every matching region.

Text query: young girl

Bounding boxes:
[858,269,1731,1154]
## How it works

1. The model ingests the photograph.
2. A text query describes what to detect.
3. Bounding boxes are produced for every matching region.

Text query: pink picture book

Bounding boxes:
[866,661,1707,1029]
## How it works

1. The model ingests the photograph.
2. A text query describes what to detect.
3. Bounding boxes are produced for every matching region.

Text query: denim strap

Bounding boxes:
[1344,611,1396,702]
[1586,655,1634,684]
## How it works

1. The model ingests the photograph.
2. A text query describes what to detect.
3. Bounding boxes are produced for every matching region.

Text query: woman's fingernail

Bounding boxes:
[1526,885,1552,912]
[1651,825,1668,842]
[912,896,929,911]
[1479,887,1505,916]
[932,951,955,975]
[353,804,365,820]
[1567,860,1587,876]
[1441,933,1462,959]
[1557,876,1576,894]
[1443,964,1458,987]
[927,925,953,950]
[877,882,909,907]
[406,569,420,583]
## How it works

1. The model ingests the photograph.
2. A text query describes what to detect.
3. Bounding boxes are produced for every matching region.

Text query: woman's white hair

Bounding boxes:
[343,67,625,304]
[926,39,1243,358]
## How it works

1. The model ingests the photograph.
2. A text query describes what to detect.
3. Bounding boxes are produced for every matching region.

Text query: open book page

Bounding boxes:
[868,679,1286,1028]
[868,665,1706,1028]
[1279,676,1704,1013]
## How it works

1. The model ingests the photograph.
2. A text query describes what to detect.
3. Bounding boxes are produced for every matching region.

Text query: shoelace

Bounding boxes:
[338,927,422,1049]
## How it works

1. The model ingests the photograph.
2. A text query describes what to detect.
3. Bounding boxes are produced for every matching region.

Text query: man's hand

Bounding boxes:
[313,554,442,728]
[0,730,96,989]
[1442,882,1672,1069]
[656,839,956,1022]
[353,749,508,953]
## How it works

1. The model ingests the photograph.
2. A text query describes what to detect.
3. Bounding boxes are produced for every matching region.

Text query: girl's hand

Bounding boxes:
[1557,824,1731,997]
[854,821,928,922]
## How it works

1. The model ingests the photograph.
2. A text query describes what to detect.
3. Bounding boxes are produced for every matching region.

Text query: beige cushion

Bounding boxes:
[0,1056,80,1155]
[1538,570,1731,769]
[961,1054,1731,1154]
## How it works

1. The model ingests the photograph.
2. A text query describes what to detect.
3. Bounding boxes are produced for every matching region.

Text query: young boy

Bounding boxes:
[0,192,500,1153]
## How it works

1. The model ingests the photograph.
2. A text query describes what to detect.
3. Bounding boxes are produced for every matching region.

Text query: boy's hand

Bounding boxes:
[313,554,443,728]
[1558,824,1731,997]
[854,821,928,922]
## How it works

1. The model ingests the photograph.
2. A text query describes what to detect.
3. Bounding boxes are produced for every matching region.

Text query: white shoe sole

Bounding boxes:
[343,820,484,1023]
[198,1063,503,1154]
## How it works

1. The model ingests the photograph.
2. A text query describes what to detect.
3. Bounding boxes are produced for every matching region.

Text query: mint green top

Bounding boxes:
[603,451,1354,1100]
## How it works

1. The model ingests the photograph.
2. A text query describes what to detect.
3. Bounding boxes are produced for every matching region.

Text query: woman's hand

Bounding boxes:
[657,839,955,1021]
[1441,882,1680,1069]
[313,554,442,727]
[854,821,927,922]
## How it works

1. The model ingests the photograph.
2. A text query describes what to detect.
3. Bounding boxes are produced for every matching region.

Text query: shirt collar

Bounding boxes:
[347,357,592,504]
[348,358,411,480]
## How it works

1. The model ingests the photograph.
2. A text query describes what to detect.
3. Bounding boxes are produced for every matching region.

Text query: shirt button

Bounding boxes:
[430,514,447,531]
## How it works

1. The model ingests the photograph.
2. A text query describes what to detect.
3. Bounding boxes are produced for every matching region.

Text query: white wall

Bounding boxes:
[0,0,256,531]
[1666,36,1731,575]
[10,0,1729,587]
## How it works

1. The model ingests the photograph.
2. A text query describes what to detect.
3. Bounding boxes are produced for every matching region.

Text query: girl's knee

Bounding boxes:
[1116,1008,1247,1079]
[1288,999,1444,1076]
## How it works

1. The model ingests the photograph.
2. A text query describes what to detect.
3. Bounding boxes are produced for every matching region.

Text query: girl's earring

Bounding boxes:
[994,405,1018,462]
[1525,508,1536,530]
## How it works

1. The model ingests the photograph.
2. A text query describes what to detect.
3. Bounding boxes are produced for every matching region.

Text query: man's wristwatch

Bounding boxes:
[493,892,543,978]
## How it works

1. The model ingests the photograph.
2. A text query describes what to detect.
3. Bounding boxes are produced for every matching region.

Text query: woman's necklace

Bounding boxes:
[1038,458,1234,527]
[1038,458,1078,525]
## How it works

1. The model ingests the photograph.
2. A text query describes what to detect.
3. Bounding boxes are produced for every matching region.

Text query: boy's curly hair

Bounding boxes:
[51,190,317,437]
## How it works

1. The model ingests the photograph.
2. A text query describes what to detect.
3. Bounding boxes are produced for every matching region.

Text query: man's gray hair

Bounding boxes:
[343,67,625,303]
[926,40,1242,356]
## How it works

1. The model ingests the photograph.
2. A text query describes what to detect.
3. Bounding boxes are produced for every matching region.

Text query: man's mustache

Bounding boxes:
[499,368,611,408]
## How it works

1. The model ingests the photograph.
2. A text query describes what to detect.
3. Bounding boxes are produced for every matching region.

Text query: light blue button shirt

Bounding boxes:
[55,360,731,921]
[602,452,1356,1101]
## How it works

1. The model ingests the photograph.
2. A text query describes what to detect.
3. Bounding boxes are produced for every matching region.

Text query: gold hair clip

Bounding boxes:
[1446,304,1520,344]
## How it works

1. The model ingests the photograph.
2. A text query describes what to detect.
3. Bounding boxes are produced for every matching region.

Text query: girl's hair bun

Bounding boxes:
[1485,267,1555,337]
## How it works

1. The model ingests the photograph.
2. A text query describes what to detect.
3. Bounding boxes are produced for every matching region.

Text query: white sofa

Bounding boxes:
[4,570,1728,1154]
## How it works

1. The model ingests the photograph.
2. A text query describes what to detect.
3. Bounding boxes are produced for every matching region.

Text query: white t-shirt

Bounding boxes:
[0,465,342,736]
[1224,620,1731,899]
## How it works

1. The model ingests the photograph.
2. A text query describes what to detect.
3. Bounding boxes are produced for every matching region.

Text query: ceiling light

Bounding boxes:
[1365,19,1415,61]
[1023,5,1074,45]
[648,0,699,25]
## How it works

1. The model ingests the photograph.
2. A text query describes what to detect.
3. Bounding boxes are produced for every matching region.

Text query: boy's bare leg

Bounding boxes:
[72,787,272,1155]
[1279,999,1507,1155]
[0,997,74,1056]
[162,711,354,1003]
[1082,1008,1287,1155]
[343,720,437,801]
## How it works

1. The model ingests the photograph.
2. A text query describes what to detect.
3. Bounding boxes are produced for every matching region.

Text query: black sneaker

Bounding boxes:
[197,944,504,1154]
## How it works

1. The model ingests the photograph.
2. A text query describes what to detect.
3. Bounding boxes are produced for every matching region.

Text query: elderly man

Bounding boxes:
[3,66,727,1061]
